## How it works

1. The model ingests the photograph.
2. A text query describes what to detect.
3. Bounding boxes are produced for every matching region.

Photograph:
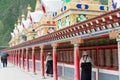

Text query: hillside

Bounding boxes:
[0,0,36,46]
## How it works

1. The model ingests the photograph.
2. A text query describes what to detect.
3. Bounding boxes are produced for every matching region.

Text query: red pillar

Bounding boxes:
[16,50,18,66]
[40,46,45,78]
[15,50,17,65]
[12,51,14,64]
[18,50,20,67]
[15,50,17,66]
[26,48,29,71]
[74,44,80,80]
[10,54,11,63]
[32,47,36,74]
[13,51,15,65]
[22,49,24,69]
[10,54,12,63]
[71,39,83,80]
[52,43,58,80]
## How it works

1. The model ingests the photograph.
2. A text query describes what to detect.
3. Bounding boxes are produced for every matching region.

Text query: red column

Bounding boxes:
[12,51,14,64]
[10,53,12,63]
[71,39,83,80]
[16,51,17,65]
[74,44,80,80]
[16,50,18,66]
[18,50,20,67]
[40,46,45,78]
[10,54,12,63]
[11,53,12,63]
[22,49,24,69]
[32,47,36,74]
[15,50,17,65]
[26,48,29,71]
[52,43,58,80]
[13,51,15,65]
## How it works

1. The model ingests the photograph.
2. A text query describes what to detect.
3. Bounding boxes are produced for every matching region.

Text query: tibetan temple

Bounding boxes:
[1,0,120,80]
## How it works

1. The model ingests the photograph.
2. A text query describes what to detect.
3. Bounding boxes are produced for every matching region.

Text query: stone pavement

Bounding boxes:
[0,63,69,80]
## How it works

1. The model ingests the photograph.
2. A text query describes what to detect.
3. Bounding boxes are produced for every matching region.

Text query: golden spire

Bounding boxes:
[27,4,32,19]
[27,4,32,11]
[17,18,21,26]
[35,0,41,11]
[21,13,25,21]
[14,23,17,28]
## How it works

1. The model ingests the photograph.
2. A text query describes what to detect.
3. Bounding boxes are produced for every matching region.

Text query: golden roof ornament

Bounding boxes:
[14,23,17,28]
[27,4,32,11]
[21,13,25,21]
[27,4,32,19]
[17,18,21,26]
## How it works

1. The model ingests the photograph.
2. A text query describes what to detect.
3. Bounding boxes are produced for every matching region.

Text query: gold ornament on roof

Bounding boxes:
[14,23,17,28]
[17,18,21,25]
[27,4,32,11]
[21,13,25,18]
[21,13,25,21]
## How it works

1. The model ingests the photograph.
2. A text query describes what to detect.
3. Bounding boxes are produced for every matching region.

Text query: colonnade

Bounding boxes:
[7,38,83,80]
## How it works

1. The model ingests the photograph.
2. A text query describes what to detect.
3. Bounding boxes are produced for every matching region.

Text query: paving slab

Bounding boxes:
[0,63,70,80]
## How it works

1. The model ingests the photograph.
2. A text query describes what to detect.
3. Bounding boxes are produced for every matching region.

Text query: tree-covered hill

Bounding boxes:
[0,0,36,46]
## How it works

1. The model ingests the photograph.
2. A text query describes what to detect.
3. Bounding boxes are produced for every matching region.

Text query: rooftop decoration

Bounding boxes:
[41,0,63,13]
[30,11,43,23]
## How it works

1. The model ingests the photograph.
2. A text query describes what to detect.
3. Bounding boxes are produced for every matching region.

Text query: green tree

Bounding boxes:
[0,0,36,46]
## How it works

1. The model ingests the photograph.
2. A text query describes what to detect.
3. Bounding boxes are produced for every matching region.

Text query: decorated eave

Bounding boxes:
[53,2,108,20]
[33,20,56,31]
[8,8,120,50]
[35,21,56,27]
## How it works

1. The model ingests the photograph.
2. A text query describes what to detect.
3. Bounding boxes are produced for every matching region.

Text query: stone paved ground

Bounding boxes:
[0,63,70,80]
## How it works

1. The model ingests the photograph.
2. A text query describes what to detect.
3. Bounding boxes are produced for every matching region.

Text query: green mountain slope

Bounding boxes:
[0,0,36,46]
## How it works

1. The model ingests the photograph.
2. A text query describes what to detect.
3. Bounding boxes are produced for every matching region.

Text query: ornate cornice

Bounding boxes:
[8,8,120,50]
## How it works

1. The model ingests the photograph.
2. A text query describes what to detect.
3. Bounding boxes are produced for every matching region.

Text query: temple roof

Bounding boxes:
[8,8,120,49]
[41,0,63,13]
[30,11,43,23]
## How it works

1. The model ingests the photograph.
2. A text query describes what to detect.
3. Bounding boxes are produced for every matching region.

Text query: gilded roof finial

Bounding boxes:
[35,0,41,11]
[27,4,32,19]
[21,13,25,21]
[27,4,32,11]
[17,18,21,26]
[14,23,17,28]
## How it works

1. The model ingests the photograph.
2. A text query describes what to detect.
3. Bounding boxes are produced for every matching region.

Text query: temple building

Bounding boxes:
[7,0,120,80]
[9,0,112,47]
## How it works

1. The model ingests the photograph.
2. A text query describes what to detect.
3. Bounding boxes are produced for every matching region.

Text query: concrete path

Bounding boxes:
[0,63,69,80]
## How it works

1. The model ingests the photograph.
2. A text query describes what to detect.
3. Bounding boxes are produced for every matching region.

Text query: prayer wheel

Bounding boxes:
[87,50,91,57]
[91,50,96,65]
[98,49,105,67]
[105,49,112,67]
[112,49,118,68]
